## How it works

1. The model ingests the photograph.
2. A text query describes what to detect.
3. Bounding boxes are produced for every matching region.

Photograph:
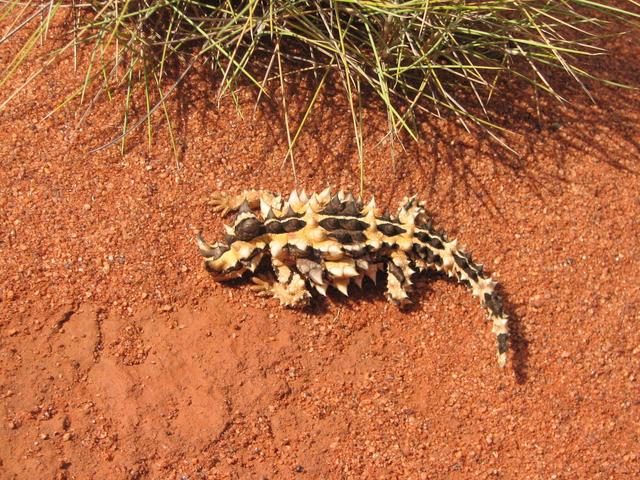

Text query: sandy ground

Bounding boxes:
[1,14,639,480]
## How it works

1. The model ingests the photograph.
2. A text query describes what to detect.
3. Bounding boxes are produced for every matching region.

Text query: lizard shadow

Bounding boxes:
[501,293,528,384]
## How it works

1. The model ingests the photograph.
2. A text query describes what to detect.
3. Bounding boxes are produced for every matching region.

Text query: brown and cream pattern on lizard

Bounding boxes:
[196,189,509,367]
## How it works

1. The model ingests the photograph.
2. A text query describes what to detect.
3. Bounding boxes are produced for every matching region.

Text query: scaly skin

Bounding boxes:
[197,189,509,367]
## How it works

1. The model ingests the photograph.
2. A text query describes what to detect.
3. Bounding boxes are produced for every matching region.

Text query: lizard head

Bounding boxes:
[196,234,265,281]
[196,235,247,281]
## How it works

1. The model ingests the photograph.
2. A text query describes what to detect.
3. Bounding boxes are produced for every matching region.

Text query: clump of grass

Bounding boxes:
[1,1,639,187]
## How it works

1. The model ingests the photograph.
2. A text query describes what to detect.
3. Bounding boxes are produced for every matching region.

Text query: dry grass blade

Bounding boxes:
[1,0,638,188]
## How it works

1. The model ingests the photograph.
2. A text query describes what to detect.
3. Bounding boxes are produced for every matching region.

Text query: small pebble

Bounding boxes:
[62,432,72,441]
[529,294,543,309]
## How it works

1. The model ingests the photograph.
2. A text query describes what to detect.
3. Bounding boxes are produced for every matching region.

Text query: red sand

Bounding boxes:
[1,17,639,480]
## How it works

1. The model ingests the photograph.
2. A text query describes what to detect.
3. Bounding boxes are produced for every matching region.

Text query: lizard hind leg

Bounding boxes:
[385,251,415,308]
[250,263,310,308]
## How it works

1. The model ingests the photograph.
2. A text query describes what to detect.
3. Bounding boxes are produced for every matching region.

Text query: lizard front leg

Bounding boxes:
[250,260,310,307]
[210,190,279,217]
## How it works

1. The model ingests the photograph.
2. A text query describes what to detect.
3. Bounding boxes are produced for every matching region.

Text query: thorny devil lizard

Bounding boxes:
[196,189,509,367]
